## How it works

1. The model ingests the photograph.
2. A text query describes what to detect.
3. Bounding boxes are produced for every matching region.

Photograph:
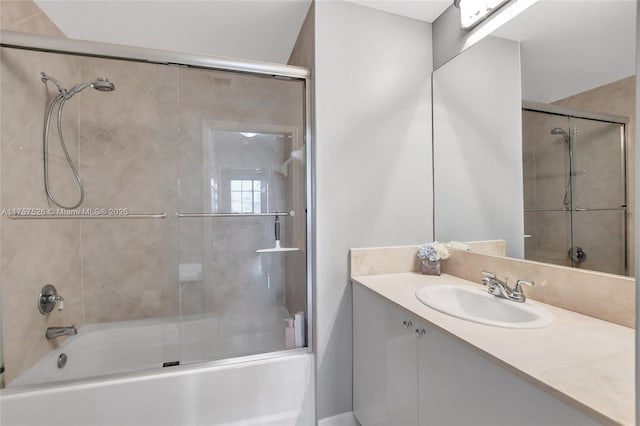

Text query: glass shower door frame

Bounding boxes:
[523,101,629,275]
[0,30,314,388]
[569,115,628,273]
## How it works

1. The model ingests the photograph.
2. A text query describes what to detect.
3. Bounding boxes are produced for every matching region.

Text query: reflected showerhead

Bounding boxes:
[275,145,306,178]
[551,127,570,143]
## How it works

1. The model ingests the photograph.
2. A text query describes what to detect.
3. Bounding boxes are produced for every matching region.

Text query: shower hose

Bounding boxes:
[43,93,85,210]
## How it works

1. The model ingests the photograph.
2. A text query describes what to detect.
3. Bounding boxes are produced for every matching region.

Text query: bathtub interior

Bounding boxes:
[0,44,308,389]
[10,305,294,388]
[1,353,315,426]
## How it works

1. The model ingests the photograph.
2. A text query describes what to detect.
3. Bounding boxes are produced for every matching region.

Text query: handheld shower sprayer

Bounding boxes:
[41,72,115,99]
[550,127,572,209]
[41,72,115,210]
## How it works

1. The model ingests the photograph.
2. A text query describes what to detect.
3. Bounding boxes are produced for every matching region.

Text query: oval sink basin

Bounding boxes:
[415,285,554,329]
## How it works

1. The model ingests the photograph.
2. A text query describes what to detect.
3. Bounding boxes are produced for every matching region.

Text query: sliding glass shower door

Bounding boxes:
[0,42,309,388]
[522,108,628,275]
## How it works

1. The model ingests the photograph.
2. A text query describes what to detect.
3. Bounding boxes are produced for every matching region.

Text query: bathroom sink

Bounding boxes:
[415,285,554,329]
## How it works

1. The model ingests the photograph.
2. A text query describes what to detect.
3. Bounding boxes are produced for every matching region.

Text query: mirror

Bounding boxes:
[433,0,636,277]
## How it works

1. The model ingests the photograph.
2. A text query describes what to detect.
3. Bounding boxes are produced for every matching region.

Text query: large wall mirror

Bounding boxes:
[433,0,636,277]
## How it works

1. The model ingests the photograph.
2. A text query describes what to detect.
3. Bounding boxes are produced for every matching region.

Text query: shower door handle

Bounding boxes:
[573,207,627,212]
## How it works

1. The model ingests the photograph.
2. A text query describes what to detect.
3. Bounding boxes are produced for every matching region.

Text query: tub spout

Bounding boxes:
[45,326,77,340]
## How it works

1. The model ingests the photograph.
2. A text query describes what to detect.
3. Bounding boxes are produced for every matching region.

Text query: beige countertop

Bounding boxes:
[352,272,634,425]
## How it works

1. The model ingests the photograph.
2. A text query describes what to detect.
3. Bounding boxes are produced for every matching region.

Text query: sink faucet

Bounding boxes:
[481,271,534,303]
[45,326,77,340]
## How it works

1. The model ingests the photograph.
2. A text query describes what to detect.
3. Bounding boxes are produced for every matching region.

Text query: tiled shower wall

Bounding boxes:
[0,0,77,386]
[0,1,306,384]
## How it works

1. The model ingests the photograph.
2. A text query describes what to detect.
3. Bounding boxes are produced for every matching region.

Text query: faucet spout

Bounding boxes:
[45,326,77,340]
[481,272,534,303]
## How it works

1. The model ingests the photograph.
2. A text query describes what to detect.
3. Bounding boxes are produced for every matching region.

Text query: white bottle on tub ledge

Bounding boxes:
[285,319,296,349]
[294,311,305,348]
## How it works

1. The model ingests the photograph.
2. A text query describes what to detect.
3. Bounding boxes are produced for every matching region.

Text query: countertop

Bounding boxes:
[352,272,634,425]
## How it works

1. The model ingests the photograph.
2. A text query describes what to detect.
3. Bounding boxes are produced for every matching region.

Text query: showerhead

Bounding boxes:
[41,72,115,98]
[92,77,115,92]
[68,78,115,97]
[551,127,570,143]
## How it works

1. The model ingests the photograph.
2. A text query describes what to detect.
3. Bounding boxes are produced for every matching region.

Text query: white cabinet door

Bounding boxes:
[417,321,599,426]
[353,285,418,426]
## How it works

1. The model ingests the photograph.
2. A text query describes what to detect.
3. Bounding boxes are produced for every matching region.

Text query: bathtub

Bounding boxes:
[10,310,290,387]
[1,312,314,425]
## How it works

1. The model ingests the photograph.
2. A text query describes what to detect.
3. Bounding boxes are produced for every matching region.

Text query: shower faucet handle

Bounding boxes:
[38,284,65,314]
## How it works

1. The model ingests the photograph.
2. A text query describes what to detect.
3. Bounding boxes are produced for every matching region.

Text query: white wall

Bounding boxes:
[314,1,433,419]
[433,36,524,258]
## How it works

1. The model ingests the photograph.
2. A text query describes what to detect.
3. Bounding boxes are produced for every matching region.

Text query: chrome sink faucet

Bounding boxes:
[45,326,77,340]
[481,271,534,303]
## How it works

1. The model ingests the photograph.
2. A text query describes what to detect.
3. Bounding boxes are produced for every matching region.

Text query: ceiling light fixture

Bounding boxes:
[455,0,511,30]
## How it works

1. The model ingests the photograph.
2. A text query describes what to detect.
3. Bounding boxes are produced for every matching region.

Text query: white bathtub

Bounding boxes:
[11,309,290,387]
[1,352,314,426]
[1,310,314,425]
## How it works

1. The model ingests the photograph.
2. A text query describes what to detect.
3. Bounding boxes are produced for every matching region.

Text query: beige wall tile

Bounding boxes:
[1,1,63,37]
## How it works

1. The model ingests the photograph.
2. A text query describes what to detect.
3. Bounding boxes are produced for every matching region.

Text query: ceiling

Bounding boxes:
[34,0,635,102]
[347,0,451,23]
[493,0,636,103]
[34,0,452,64]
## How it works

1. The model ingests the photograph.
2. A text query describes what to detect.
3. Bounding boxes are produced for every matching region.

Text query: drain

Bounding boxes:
[57,353,67,369]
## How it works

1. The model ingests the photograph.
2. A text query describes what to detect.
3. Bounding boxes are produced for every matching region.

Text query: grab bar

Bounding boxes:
[7,213,167,220]
[176,211,295,218]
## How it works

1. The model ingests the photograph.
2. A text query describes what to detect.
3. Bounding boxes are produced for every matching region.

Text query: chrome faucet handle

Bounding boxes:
[481,271,496,286]
[515,279,535,292]
[38,284,65,314]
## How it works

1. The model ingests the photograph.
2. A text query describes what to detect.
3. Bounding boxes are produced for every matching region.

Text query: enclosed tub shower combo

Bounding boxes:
[0,30,313,425]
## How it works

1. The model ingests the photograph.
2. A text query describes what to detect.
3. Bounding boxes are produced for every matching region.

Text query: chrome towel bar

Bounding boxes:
[7,213,167,220]
[176,211,295,218]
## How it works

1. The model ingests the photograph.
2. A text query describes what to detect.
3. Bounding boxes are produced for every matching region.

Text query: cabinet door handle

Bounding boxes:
[415,328,426,337]
[402,320,413,329]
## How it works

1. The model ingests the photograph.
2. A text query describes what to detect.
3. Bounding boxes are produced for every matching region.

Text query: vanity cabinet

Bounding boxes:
[353,283,419,426]
[353,283,599,426]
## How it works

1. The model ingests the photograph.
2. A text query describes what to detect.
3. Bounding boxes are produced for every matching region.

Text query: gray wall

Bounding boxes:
[314,1,433,419]
[433,36,524,258]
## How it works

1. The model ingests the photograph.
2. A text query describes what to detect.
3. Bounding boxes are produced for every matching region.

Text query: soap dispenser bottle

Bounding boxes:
[285,319,295,349]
